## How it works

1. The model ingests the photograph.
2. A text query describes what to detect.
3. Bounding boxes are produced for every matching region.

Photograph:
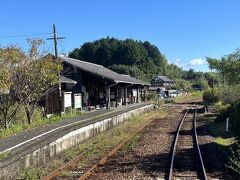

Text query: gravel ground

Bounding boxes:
[173,113,199,180]
[87,104,235,180]
[89,107,183,180]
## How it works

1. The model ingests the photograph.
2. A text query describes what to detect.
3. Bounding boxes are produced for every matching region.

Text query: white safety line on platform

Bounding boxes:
[0,104,151,154]
[0,117,91,154]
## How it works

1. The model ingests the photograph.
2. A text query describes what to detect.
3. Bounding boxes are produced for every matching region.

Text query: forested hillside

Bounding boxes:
[69,37,183,81]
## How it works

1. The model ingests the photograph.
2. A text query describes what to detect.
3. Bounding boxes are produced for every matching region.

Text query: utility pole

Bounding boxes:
[221,58,225,87]
[47,24,65,114]
[211,68,214,105]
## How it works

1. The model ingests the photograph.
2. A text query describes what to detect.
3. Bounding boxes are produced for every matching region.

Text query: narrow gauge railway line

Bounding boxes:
[42,103,207,180]
[168,107,207,180]
[42,109,172,180]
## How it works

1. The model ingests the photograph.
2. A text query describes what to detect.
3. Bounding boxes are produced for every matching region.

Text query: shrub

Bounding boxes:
[190,90,203,98]
[146,92,156,101]
[215,104,232,123]
[221,85,240,105]
[203,89,221,104]
[230,101,240,138]
[227,141,240,176]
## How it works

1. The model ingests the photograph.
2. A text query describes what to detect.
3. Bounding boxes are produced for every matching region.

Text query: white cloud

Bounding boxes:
[175,58,180,63]
[189,58,206,65]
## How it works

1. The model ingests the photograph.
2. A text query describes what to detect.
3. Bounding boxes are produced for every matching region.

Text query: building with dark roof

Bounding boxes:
[149,75,175,93]
[44,56,149,114]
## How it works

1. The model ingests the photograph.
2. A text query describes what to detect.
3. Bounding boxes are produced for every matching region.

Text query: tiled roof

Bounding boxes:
[151,75,174,83]
[60,56,148,85]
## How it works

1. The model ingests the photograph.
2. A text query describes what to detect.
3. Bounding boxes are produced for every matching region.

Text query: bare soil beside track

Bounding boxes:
[88,105,233,180]
[196,114,234,179]
[41,101,234,180]
[88,107,183,180]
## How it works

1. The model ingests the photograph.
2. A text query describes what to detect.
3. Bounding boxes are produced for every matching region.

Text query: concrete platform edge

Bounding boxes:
[0,103,155,179]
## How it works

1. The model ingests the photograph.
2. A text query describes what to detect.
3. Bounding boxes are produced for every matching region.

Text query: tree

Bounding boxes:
[0,47,25,128]
[221,85,240,105]
[14,39,61,124]
[69,37,176,81]
[0,65,10,91]
[0,40,61,128]
[175,79,192,90]
[206,49,240,86]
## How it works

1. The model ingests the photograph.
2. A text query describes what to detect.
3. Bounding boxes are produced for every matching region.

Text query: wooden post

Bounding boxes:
[131,89,133,104]
[106,85,111,109]
[136,87,139,103]
[124,86,127,106]
[115,87,118,107]
[47,24,65,115]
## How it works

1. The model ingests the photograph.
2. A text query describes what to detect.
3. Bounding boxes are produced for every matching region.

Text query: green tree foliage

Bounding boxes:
[206,49,240,138]
[206,49,240,85]
[69,37,211,89]
[221,85,240,105]
[108,64,145,80]
[175,79,192,91]
[231,102,240,138]
[0,47,25,128]
[203,89,221,104]
[69,37,176,81]
[165,64,183,79]
[0,46,25,91]
[15,39,61,124]
[0,40,61,128]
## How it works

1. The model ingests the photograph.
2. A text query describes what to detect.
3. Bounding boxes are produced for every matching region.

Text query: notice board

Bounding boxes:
[64,92,72,108]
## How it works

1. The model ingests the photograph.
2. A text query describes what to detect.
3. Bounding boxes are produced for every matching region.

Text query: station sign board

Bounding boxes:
[64,92,72,108]
[74,93,82,109]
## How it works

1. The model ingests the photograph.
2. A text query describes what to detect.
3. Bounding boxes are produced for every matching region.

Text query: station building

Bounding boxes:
[44,56,149,114]
[149,75,175,97]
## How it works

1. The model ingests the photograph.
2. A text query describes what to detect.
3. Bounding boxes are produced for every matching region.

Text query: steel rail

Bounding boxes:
[168,108,190,180]
[42,151,88,180]
[78,113,163,180]
[168,105,208,180]
[194,111,208,180]
[42,108,166,180]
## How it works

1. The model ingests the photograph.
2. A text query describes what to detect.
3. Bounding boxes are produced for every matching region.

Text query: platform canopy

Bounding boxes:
[60,56,149,86]
[60,75,77,84]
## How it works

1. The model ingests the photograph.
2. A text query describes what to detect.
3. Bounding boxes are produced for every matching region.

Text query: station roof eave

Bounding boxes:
[60,56,148,86]
[60,75,77,84]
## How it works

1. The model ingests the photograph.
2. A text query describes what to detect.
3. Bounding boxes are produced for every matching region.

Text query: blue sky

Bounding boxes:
[0,0,239,72]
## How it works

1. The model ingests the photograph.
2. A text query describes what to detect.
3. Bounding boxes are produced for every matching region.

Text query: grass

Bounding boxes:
[0,150,10,159]
[173,90,203,103]
[21,168,44,180]
[35,107,167,179]
[216,137,236,146]
[0,111,82,139]
[205,107,239,177]
[207,116,237,146]
[120,134,141,154]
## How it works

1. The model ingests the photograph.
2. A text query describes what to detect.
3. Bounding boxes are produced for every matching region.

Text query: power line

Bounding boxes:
[0,32,52,39]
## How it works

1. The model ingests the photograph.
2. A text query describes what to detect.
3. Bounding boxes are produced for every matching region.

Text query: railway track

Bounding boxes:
[42,109,167,180]
[168,106,208,180]
[42,104,211,180]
